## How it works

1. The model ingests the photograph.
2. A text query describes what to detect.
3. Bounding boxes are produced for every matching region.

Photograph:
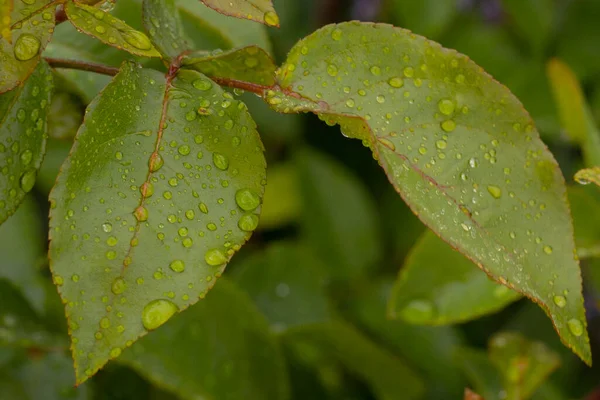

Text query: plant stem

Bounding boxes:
[45,57,119,76]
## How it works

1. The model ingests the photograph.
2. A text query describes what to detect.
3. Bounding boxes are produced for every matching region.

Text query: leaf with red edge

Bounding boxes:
[199,0,279,27]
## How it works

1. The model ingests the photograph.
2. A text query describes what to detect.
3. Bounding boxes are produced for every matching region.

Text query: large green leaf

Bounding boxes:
[182,46,276,86]
[48,62,266,383]
[0,61,52,224]
[231,241,331,331]
[265,21,591,363]
[283,321,425,400]
[120,279,289,400]
[389,230,521,324]
[65,2,161,58]
[199,0,279,27]
[0,0,55,93]
[296,148,382,281]
[142,0,190,61]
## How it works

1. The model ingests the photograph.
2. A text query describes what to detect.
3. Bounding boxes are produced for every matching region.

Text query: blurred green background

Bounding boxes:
[2,0,600,399]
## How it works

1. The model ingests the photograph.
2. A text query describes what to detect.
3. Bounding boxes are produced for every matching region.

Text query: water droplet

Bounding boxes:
[141,299,178,331]
[438,99,455,116]
[199,203,208,214]
[102,223,112,233]
[95,25,106,34]
[543,245,553,254]
[567,318,584,337]
[14,34,41,61]
[100,317,110,329]
[435,140,447,150]
[169,260,185,273]
[244,57,258,68]
[134,206,148,221]
[487,185,502,199]
[149,152,163,172]
[327,64,338,77]
[331,28,343,40]
[20,150,33,165]
[140,182,154,198]
[553,295,566,308]
[212,153,229,170]
[403,67,414,78]
[111,278,126,295]
[178,145,190,156]
[238,214,259,231]
[205,248,227,266]
[235,188,260,211]
[370,66,381,76]
[388,77,404,88]
[401,300,435,323]
[441,120,456,132]
[19,169,36,192]
[110,348,122,358]
[193,79,212,91]
[264,10,279,27]
[122,30,153,50]
[376,95,385,104]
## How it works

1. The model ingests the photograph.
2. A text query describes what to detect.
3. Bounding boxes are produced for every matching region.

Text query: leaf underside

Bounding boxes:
[266,21,591,363]
[199,0,279,27]
[49,62,266,383]
[0,61,52,225]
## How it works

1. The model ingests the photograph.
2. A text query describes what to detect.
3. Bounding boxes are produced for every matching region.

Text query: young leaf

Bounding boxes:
[65,2,161,58]
[49,62,266,383]
[574,167,600,187]
[199,0,280,27]
[142,0,190,61]
[389,230,521,325]
[464,388,484,400]
[232,242,331,331]
[547,59,600,167]
[119,279,290,400]
[265,21,591,364]
[488,332,560,400]
[0,0,55,93]
[283,321,425,400]
[182,46,276,86]
[0,61,52,225]
[455,348,504,400]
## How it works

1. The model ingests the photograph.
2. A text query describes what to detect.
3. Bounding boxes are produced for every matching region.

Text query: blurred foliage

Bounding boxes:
[2,0,600,399]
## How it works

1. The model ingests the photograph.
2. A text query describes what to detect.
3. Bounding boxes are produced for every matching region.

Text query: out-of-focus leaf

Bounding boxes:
[267,21,591,363]
[239,91,302,142]
[199,0,279,27]
[259,162,301,229]
[464,388,484,400]
[0,0,55,93]
[547,59,600,167]
[142,0,190,61]
[575,167,600,187]
[182,46,276,86]
[0,196,46,313]
[390,0,456,39]
[178,0,272,54]
[568,186,600,259]
[501,0,554,55]
[47,92,84,141]
[36,139,71,197]
[0,352,89,400]
[49,63,266,383]
[296,148,381,281]
[0,280,61,350]
[120,279,290,400]
[283,320,424,400]
[232,242,331,332]
[348,279,465,399]
[65,2,161,58]
[389,230,521,325]
[456,348,503,400]
[0,61,52,225]
[488,332,560,400]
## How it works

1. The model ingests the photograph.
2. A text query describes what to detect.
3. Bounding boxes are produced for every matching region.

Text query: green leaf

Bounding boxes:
[0,196,47,313]
[501,0,555,55]
[0,61,52,225]
[259,162,301,229]
[199,0,279,27]
[142,0,190,61]
[182,46,276,86]
[36,139,72,197]
[389,230,521,325]
[488,332,560,400]
[568,186,600,259]
[119,279,290,400]
[296,148,382,281]
[547,59,600,167]
[574,167,600,187]
[266,21,591,364]
[48,62,266,383]
[283,320,425,400]
[0,0,55,93]
[390,0,456,39]
[231,242,331,331]
[65,2,161,58]
[178,0,272,54]
[456,348,504,400]
[47,91,84,141]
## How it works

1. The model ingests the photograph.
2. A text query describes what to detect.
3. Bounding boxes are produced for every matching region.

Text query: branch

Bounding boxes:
[45,57,119,76]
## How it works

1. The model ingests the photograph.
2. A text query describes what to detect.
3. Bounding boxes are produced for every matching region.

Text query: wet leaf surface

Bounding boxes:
[0,0,55,93]
[199,0,279,27]
[142,0,190,61]
[0,61,52,224]
[49,62,266,383]
[65,2,161,58]
[265,21,591,364]
[574,167,600,188]
[389,230,521,325]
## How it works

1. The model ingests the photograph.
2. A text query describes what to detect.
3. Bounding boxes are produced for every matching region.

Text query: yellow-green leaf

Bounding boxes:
[65,1,161,58]
[199,0,279,27]
[49,62,266,383]
[574,166,600,187]
[265,22,591,364]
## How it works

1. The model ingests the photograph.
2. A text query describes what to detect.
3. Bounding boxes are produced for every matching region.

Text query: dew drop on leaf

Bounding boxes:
[264,11,279,27]
[19,169,36,192]
[235,188,261,211]
[13,34,41,61]
[204,248,227,266]
[238,213,259,231]
[122,30,153,50]
[169,260,185,273]
[554,295,566,308]
[567,319,584,337]
[141,299,179,331]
